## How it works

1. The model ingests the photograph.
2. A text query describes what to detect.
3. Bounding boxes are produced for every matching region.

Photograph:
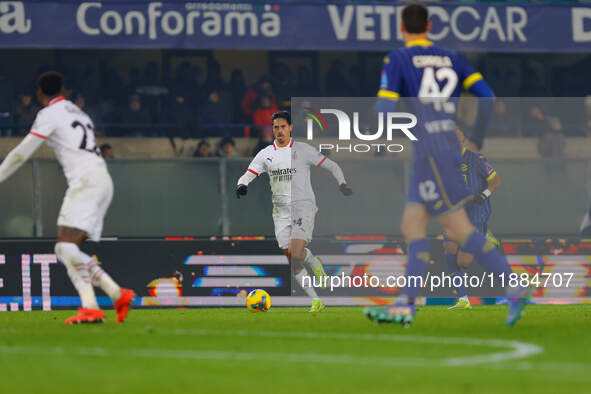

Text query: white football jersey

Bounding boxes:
[247,138,325,205]
[30,97,104,185]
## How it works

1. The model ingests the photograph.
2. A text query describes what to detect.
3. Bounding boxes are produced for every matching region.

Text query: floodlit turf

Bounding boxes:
[0,305,590,393]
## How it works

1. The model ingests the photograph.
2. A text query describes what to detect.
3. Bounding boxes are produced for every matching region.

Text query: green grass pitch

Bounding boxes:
[0,305,590,393]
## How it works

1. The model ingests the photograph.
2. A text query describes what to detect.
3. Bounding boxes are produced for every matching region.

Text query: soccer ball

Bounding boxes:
[246,289,271,312]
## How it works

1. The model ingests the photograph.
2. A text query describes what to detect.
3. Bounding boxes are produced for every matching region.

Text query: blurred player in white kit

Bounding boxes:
[236,111,352,312]
[0,72,135,324]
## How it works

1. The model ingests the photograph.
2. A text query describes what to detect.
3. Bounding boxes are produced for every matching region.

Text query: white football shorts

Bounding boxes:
[57,163,113,242]
[272,201,318,249]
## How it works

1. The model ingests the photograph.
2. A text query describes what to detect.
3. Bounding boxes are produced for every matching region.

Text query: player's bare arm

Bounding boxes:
[487,172,501,193]
[474,164,500,205]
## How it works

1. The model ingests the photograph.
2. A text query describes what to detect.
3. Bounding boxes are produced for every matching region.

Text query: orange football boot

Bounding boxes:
[64,307,105,325]
[114,288,136,323]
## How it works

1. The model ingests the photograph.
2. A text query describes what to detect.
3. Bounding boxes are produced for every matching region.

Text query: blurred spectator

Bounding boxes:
[216,137,238,158]
[252,96,278,136]
[126,67,141,98]
[171,63,190,94]
[116,95,151,137]
[80,64,99,98]
[325,59,350,97]
[203,59,226,93]
[252,127,274,156]
[522,62,549,97]
[241,76,276,122]
[172,63,204,107]
[72,91,100,132]
[489,99,522,137]
[197,89,231,137]
[271,62,294,109]
[348,64,363,97]
[97,98,118,134]
[294,66,320,97]
[172,62,201,105]
[136,61,169,128]
[61,63,81,94]
[13,92,39,135]
[364,61,383,96]
[72,91,86,109]
[523,106,548,137]
[99,66,126,107]
[138,62,164,94]
[93,65,121,132]
[230,68,247,123]
[166,94,196,138]
[201,61,233,131]
[0,65,14,136]
[536,112,565,170]
[193,140,212,157]
[100,144,114,159]
[189,65,204,104]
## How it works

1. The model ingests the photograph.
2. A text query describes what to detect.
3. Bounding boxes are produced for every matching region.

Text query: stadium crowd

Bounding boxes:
[1,53,591,159]
[2,60,352,140]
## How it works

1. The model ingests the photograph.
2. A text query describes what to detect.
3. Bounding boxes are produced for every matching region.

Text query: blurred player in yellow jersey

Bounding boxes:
[444,128,501,310]
[364,3,532,326]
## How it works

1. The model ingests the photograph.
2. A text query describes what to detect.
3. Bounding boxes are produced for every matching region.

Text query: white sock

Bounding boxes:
[295,269,319,300]
[304,248,321,270]
[88,256,121,303]
[55,242,99,310]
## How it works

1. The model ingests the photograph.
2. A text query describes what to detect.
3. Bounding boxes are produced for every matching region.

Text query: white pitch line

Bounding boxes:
[0,344,439,368]
[0,345,589,381]
[149,328,544,367]
[0,326,543,366]
[489,361,591,374]
[1,344,588,377]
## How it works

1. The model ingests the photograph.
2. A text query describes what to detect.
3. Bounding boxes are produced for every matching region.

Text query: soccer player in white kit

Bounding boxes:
[236,111,352,312]
[0,72,135,324]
